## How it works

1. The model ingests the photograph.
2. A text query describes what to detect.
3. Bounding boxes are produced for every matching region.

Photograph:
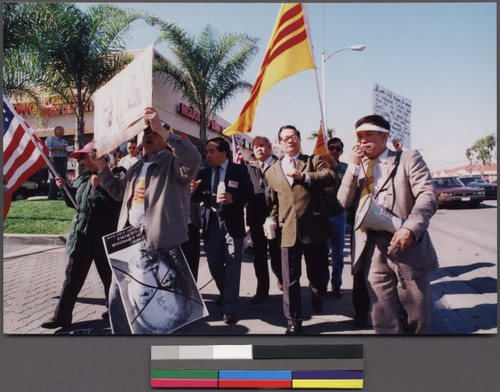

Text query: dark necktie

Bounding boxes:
[211,166,220,208]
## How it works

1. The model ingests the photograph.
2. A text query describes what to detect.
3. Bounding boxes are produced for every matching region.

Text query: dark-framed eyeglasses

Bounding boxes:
[280,135,298,143]
[328,145,342,152]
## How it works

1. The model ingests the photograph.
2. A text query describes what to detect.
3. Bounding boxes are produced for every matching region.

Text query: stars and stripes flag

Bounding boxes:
[312,123,330,168]
[231,135,244,164]
[3,94,50,220]
[223,3,315,136]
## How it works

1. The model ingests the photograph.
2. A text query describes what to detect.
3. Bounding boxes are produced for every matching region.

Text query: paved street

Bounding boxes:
[2,201,496,335]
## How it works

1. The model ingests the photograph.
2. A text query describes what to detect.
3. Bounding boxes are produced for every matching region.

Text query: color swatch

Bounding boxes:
[151,344,364,389]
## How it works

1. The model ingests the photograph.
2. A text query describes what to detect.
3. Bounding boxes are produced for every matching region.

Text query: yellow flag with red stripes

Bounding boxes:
[223,3,315,136]
[313,123,329,168]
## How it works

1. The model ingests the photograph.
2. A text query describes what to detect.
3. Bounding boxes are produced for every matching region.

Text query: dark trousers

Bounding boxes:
[249,223,282,297]
[53,245,111,324]
[352,269,370,318]
[48,157,67,200]
[281,240,329,326]
[203,213,243,314]
[180,223,201,281]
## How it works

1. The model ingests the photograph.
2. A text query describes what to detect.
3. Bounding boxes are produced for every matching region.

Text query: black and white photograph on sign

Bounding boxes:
[103,225,208,334]
[93,44,153,157]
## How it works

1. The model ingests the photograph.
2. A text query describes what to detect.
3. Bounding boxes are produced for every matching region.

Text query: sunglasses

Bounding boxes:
[328,145,343,152]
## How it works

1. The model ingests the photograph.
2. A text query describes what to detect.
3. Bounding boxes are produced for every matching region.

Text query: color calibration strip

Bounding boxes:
[151,345,364,389]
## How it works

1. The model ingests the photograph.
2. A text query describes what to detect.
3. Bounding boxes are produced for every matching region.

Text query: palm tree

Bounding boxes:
[154,23,258,151]
[3,3,155,151]
[308,128,335,141]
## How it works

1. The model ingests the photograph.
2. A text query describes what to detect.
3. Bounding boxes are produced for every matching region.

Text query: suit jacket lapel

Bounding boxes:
[296,154,307,172]
[272,158,290,187]
[385,150,398,176]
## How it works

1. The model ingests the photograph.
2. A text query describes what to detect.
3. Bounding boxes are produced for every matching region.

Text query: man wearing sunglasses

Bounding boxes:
[323,138,348,299]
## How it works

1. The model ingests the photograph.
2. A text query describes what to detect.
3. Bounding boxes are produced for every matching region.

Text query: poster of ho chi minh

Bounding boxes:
[102,225,208,334]
[93,45,154,158]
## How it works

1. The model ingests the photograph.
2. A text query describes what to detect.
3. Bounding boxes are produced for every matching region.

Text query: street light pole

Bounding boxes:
[321,45,365,133]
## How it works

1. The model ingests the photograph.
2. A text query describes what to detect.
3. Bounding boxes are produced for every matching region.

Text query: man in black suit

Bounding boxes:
[192,137,253,325]
[246,136,282,305]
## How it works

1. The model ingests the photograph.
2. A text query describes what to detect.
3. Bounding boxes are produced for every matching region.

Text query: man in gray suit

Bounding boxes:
[338,114,438,334]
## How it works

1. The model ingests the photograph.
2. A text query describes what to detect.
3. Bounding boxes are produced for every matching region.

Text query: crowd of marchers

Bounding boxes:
[41,109,439,335]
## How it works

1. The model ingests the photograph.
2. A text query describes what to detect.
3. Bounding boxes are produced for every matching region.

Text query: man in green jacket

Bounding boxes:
[41,142,121,330]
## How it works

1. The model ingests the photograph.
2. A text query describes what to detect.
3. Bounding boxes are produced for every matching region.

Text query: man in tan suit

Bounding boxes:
[338,115,438,334]
[265,125,335,334]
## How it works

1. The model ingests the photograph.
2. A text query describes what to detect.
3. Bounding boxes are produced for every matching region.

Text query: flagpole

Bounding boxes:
[302,3,327,135]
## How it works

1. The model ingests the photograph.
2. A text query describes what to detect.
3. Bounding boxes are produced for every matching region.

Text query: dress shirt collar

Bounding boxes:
[218,159,229,172]
[375,148,389,163]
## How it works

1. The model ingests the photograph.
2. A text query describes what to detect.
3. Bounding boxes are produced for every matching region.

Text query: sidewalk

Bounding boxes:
[3,233,458,335]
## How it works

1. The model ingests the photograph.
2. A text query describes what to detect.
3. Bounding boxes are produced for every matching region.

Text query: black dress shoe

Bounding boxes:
[222,313,236,325]
[285,324,302,335]
[332,287,343,298]
[41,317,70,329]
[311,295,323,313]
[250,294,269,305]
[353,313,368,327]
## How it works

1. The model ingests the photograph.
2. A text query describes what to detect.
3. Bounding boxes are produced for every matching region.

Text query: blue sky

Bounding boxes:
[79,2,496,170]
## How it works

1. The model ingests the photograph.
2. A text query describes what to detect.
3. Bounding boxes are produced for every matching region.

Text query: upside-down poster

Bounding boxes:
[103,225,208,334]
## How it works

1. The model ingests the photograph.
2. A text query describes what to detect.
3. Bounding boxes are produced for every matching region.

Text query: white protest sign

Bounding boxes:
[372,83,412,149]
[93,45,154,157]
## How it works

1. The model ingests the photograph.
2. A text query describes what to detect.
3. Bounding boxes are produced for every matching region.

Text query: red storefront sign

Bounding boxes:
[12,95,92,117]
[178,103,225,133]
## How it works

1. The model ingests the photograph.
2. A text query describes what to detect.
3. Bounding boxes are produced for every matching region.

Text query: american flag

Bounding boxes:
[3,94,49,220]
[231,134,244,164]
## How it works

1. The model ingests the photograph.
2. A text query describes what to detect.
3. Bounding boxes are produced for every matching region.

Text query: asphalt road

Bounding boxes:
[428,199,497,333]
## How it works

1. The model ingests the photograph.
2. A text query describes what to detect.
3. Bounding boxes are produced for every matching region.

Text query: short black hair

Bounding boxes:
[355,115,390,132]
[278,125,301,141]
[327,137,344,150]
[206,137,230,156]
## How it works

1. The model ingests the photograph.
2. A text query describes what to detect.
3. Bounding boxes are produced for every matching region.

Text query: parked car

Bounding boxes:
[11,171,49,201]
[432,177,485,208]
[456,176,497,200]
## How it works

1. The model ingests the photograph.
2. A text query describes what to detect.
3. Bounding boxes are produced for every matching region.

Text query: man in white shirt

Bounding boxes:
[118,139,142,170]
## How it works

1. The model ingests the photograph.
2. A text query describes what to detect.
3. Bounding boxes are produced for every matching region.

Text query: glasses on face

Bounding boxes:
[328,145,342,152]
[280,135,298,143]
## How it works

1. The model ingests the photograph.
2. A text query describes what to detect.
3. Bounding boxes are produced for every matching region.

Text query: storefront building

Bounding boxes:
[10,48,253,157]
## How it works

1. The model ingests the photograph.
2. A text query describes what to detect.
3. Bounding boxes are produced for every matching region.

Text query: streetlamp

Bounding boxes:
[321,45,365,132]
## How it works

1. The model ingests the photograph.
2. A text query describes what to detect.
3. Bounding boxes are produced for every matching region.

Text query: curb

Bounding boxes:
[3,234,66,246]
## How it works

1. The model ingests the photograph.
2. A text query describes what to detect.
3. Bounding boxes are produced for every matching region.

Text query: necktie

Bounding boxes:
[360,158,379,200]
[211,166,220,208]
[259,161,265,172]
[289,157,296,169]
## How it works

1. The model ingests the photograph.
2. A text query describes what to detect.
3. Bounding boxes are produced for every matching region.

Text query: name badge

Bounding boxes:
[228,180,238,188]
